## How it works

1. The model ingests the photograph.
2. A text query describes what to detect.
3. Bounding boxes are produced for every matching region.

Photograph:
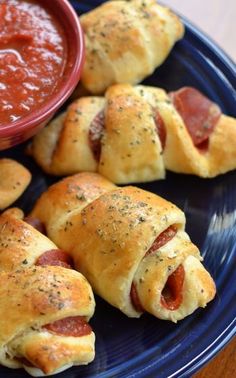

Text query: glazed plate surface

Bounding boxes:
[0,1,235,377]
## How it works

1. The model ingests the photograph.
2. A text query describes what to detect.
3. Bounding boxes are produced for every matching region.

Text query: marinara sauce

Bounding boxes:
[0,0,67,125]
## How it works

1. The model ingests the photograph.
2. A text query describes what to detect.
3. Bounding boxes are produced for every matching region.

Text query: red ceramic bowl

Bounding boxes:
[0,0,84,150]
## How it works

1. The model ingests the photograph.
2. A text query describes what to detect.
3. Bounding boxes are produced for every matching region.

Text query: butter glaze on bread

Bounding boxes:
[28,85,167,183]
[28,173,116,243]
[157,98,236,177]
[0,266,95,376]
[28,84,236,182]
[80,0,184,93]
[0,210,58,272]
[0,208,96,376]
[31,173,216,322]
[0,159,31,210]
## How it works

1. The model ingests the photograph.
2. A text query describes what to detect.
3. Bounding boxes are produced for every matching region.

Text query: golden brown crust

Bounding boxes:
[0,266,94,344]
[27,98,105,176]
[28,84,236,182]
[158,101,236,177]
[48,98,106,175]
[0,159,31,210]
[207,115,236,177]
[26,112,66,175]
[99,84,165,183]
[9,331,95,375]
[134,233,215,321]
[0,209,96,375]
[0,266,95,374]
[2,207,24,220]
[0,210,57,271]
[31,173,216,321]
[31,172,116,243]
[80,0,184,93]
[58,186,185,317]
[28,84,167,183]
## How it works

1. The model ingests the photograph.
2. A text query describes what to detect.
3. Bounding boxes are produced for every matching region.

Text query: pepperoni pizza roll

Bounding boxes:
[80,0,184,94]
[27,85,167,183]
[31,173,216,322]
[99,85,166,183]
[28,84,236,181]
[0,158,31,210]
[0,266,95,376]
[160,86,236,177]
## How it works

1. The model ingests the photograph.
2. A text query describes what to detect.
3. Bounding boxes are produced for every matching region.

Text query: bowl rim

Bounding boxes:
[0,0,85,137]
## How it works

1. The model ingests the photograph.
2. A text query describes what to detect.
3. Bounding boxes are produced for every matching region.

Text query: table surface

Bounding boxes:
[193,337,236,378]
[164,1,236,376]
[164,0,236,61]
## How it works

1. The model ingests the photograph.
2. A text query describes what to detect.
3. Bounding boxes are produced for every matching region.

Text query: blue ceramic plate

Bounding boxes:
[0,1,236,377]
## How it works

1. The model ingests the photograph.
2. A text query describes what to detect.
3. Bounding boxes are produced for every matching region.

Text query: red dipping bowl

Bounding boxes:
[0,0,84,150]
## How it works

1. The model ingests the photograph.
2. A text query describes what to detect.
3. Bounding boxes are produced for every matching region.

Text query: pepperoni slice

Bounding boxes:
[16,318,92,367]
[43,316,92,337]
[131,225,178,312]
[130,283,144,313]
[169,87,221,148]
[153,108,166,150]
[17,358,34,367]
[146,225,177,256]
[24,216,46,234]
[161,264,185,310]
[196,138,209,152]
[89,110,105,162]
[35,249,73,269]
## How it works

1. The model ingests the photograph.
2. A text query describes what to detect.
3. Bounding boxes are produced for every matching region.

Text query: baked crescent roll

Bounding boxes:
[0,266,95,376]
[0,158,31,210]
[31,173,216,322]
[27,84,167,183]
[80,0,184,93]
[158,86,236,177]
[28,84,236,182]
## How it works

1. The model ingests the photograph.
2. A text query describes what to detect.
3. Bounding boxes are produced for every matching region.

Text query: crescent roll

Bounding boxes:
[28,84,236,182]
[31,173,216,322]
[0,158,31,210]
[27,84,167,183]
[0,266,95,376]
[80,0,184,93]
[158,86,236,177]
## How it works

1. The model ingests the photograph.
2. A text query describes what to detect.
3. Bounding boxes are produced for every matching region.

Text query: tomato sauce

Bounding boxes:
[0,0,67,126]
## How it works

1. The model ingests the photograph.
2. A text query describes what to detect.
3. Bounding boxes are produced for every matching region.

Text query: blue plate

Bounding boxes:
[0,1,236,377]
